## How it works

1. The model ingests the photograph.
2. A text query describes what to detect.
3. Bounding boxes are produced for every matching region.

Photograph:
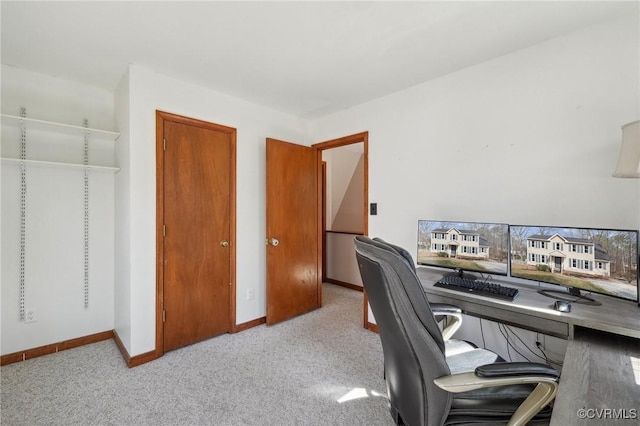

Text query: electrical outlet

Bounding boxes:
[25,308,37,323]
[246,288,255,301]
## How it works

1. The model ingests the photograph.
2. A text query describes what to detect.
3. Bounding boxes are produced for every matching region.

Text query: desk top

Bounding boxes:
[417,267,640,340]
[550,328,640,425]
[417,267,640,425]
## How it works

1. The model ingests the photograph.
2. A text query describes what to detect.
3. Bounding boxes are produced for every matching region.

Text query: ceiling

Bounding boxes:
[1,1,636,119]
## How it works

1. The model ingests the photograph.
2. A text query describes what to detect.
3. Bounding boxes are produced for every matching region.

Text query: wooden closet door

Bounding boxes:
[161,116,234,352]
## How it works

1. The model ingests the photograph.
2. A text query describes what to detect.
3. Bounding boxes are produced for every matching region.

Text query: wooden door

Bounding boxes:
[266,138,321,325]
[158,112,235,352]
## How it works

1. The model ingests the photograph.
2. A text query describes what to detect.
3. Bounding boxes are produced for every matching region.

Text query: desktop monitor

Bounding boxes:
[417,220,509,278]
[509,225,639,305]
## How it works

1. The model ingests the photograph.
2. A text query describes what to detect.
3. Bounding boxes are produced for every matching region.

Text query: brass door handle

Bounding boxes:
[267,238,279,247]
[220,240,230,248]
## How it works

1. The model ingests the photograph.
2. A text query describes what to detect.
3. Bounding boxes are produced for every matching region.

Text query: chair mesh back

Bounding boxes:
[355,236,451,426]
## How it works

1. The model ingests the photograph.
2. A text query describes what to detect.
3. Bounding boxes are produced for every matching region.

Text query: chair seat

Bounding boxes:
[446,347,503,375]
[446,349,553,425]
[445,339,478,357]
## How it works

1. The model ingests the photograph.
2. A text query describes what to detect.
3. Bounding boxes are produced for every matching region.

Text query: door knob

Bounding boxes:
[220,240,230,247]
[267,238,279,247]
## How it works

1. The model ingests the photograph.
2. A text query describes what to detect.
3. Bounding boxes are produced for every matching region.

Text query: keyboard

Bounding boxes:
[434,276,519,302]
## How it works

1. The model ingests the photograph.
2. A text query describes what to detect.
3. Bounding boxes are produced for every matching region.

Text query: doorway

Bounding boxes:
[554,257,562,273]
[320,143,366,291]
[313,133,369,326]
[156,111,237,355]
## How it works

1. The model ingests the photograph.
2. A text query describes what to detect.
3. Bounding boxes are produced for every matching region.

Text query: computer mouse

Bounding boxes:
[553,300,571,313]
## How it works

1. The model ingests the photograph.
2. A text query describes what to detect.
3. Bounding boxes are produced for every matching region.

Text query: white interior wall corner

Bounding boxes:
[114,66,132,353]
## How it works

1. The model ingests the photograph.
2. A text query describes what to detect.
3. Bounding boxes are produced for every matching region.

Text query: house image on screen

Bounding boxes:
[525,234,610,277]
[430,228,490,259]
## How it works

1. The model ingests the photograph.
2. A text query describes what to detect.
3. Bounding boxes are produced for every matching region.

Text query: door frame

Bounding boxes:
[321,161,327,283]
[155,110,237,358]
[312,131,369,327]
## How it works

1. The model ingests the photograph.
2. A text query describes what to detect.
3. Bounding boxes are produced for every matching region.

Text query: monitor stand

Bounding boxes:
[445,268,478,281]
[537,288,602,306]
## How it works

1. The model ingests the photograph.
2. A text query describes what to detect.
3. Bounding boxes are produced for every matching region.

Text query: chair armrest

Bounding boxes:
[434,364,559,426]
[431,303,462,315]
[435,361,559,392]
[431,304,462,341]
[475,362,559,378]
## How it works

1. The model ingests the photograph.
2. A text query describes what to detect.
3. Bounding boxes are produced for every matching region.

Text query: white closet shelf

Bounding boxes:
[1,157,120,173]
[1,114,120,141]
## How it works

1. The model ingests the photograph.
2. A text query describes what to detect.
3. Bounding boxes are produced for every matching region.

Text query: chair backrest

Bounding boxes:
[372,237,416,271]
[354,236,452,426]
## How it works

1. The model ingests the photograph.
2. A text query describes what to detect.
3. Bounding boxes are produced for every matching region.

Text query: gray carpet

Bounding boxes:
[1,283,391,425]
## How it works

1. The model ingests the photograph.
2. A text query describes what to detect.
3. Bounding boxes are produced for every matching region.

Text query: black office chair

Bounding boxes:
[355,236,559,426]
[372,237,462,341]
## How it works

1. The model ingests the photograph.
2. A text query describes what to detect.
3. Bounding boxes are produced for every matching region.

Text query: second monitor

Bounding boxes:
[510,225,639,305]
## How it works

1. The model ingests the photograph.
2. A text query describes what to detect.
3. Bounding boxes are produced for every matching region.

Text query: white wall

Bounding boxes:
[325,232,363,287]
[323,147,363,230]
[115,65,309,356]
[312,16,640,254]
[311,17,640,359]
[323,146,365,286]
[114,69,132,351]
[1,65,116,354]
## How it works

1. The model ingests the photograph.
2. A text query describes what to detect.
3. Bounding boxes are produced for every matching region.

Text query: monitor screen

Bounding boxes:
[510,225,639,303]
[417,220,509,277]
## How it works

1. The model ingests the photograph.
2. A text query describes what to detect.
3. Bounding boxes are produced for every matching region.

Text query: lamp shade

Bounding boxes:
[613,120,640,178]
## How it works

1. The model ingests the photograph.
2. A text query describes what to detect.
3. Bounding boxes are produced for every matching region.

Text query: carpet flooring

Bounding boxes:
[1,283,391,425]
